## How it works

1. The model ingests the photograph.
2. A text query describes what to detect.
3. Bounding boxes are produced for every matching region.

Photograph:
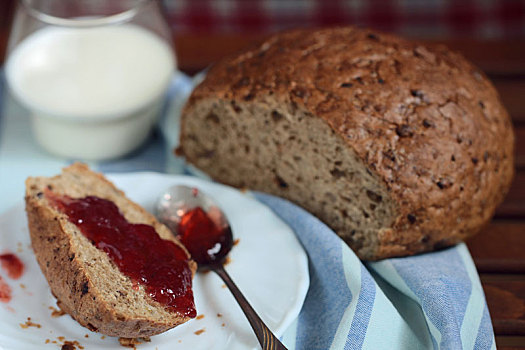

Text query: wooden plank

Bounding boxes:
[1,31,525,78]
[0,30,8,64]
[438,39,525,76]
[492,79,525,125]
[515,128,525,169]
[481,275,525,336]
[468,222,525,273]
[175,33,266,75]
[496,335,525,348]
[0,0,14,63]
[173,34,525,76]
[496,171,525,218]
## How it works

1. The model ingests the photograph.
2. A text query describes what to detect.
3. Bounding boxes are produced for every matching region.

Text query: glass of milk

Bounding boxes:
[5,0,176,160]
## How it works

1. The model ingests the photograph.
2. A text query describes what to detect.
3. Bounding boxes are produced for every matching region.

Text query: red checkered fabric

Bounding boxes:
[165,0,525,39]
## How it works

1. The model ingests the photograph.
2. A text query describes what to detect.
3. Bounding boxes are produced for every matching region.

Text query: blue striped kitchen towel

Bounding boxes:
[0,72,495,349]
[255,193,495,350]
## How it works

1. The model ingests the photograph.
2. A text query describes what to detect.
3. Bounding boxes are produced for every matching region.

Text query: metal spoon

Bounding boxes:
[156,185,287,350]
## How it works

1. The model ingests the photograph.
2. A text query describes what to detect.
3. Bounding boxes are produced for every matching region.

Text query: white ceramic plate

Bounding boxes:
[0,173,309,350]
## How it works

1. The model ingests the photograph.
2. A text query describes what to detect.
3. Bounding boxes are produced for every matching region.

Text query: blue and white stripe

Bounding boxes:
[257,193,495,350]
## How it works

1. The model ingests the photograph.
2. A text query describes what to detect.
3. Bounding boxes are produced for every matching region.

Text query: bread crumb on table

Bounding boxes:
[194,328,206,335]
[60,340,84,350]
[45,337,83,350]
[19,317,41,329]
[118,337,151,348]
[49,305,66,317]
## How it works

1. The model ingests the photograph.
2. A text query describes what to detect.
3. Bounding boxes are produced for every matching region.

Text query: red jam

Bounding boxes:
[48,194,196,318]
[0,276,11,303]
[177,207,232,266]
[0,253,25,279]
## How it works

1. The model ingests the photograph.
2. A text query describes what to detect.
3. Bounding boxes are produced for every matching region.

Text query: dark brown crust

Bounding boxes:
[25,163,197,337]
[181,27,515,259]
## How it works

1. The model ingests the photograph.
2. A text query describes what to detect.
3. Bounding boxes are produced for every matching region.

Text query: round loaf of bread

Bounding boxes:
[179,27,515,260]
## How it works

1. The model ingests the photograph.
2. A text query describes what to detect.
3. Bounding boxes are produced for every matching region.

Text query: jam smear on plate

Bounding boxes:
[0,276,11,302]
[0,253,25,279]
[48,193,196,318]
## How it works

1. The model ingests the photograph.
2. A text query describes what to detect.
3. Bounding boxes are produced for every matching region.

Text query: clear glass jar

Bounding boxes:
[5,0,176,160]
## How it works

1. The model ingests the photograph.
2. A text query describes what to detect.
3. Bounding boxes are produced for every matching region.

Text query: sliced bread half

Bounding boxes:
[25,163,197,338]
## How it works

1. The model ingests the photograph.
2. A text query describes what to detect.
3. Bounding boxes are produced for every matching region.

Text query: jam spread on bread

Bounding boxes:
[48,194,196,318]
[177,207,232,266]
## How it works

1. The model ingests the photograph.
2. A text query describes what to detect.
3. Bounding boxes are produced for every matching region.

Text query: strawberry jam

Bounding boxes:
[0,253,24,279]
[0,276,11,303]
[48,194,196,318]
[177,207,232,267]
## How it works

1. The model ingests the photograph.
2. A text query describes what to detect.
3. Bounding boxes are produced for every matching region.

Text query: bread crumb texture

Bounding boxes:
[118,336,151,348]
[25,163,196,337]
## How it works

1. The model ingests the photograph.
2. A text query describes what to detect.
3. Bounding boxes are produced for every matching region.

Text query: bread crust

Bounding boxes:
[25,163,197,337]
[181,27,515,259]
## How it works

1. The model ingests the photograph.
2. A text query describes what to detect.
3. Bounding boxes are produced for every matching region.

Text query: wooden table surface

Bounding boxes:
[1,27,524,348]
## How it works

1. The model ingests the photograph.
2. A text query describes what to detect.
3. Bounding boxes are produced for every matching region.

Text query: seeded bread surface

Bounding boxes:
[179,27,515,260]
[25,163,197,337]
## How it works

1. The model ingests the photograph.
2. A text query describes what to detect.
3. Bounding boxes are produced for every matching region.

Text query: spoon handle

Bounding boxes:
[214,265,288,350]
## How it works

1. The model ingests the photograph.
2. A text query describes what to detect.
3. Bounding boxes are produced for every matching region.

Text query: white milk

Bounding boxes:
[5,24,175,160]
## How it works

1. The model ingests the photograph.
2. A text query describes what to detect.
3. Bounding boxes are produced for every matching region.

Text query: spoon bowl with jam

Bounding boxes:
[156,185,287,350]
